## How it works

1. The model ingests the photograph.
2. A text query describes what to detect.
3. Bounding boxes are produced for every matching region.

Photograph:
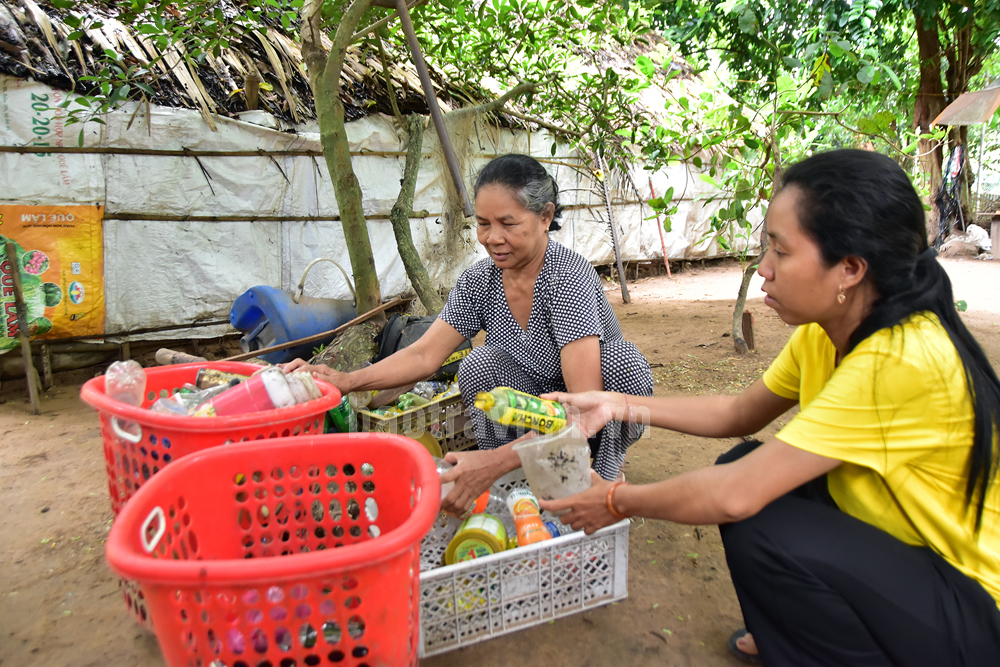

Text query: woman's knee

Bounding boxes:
[599,341,654,396]
[457,345,512,390]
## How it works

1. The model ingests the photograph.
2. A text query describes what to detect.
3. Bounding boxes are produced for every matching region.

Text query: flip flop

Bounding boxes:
[728,628,763,665]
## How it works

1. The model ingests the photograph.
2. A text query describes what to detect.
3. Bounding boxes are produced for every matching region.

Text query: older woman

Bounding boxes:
[286,154,653,516]
[541,150,1000,666]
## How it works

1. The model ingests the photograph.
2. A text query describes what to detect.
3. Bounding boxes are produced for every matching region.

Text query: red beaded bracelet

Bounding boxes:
[606,481,628,520]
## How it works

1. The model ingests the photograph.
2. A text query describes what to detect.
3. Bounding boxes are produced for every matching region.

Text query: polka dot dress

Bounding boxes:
[439,239,654,480]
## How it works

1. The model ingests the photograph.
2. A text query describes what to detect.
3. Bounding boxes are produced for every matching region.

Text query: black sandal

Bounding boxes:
[728,628,762,665]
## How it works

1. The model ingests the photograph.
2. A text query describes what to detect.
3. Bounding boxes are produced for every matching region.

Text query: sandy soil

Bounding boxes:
[3,257,1000,667]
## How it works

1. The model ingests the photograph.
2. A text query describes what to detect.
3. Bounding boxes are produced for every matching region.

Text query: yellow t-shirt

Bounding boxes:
[763,313,1000,606]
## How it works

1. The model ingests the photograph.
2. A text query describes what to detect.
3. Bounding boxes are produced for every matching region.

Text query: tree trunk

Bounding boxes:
[914,12,946,240]
[391,115,444,313]
[301,0,383,315]
[732,139,781,354]
[320,91,383,314]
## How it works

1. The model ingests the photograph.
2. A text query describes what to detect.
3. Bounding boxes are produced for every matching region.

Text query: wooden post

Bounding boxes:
[40,344,53,390]
[4,241,41,413]
[741,311,756,352]
[121,340,131,361]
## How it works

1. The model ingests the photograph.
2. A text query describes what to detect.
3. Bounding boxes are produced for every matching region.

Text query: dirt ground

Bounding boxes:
[4,257,1000,667]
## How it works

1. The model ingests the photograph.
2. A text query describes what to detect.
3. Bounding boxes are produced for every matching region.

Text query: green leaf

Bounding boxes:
[698,173,719,188]
[782,56,802,69]
[955,300,968,312]
[635,55,655,78]
[678,96,689,111]
[663,219,671,233]
[856,64,876,84]
[663,186,674,202]
[902,139,920,154]
[873,111,895,132]
[857,117,880,134]
[744,137,759,149]
[737,6,758,34]
[67,31,83,41]
[50,0,75,8]
[828,42,844,58]
[881,64,902,90]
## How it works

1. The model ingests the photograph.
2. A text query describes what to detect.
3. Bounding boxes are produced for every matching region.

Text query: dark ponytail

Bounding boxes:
[784,149,1000,529]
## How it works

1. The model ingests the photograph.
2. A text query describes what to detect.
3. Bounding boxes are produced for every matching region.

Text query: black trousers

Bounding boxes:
[717,440,1000,667]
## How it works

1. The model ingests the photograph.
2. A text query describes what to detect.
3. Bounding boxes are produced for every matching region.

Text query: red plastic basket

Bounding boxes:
[106,434,439,667]
[80,361,342,627]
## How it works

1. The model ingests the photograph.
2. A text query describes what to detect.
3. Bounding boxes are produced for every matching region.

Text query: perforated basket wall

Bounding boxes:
[356,393,476,455]
[105,435,439,667]
[80,362,342,630]
[417,470,629,657]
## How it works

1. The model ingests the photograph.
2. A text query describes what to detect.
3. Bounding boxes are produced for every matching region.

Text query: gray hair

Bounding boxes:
[474,154,565,230]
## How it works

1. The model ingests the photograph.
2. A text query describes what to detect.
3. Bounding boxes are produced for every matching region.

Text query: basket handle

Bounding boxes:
[141,506,166,553]
[111,416,142,444]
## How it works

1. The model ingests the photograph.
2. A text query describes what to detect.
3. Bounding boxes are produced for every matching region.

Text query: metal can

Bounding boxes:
[195,368,249,390]
[326,395,356,433]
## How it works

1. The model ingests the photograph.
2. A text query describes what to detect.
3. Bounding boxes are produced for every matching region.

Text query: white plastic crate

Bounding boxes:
[418,470,629,657]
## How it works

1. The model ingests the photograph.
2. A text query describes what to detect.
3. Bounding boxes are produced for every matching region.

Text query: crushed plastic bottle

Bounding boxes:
[413,381,449,400]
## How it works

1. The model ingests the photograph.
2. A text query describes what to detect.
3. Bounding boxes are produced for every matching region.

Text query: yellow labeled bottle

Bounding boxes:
[474,387,568,434]
[444,513,508,565]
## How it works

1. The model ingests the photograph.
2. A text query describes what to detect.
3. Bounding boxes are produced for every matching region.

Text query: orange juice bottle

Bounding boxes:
[505,488,552,547]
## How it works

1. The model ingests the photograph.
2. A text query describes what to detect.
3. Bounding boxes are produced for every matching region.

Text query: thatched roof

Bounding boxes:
[0,0,475,127]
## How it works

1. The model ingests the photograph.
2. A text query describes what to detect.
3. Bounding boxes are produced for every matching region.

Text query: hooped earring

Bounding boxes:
[837,287,846,305]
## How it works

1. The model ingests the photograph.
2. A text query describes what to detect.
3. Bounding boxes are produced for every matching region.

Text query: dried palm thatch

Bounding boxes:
[0,0,487,127]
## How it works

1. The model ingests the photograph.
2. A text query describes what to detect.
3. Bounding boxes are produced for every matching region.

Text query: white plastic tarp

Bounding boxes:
[1,74,759,340]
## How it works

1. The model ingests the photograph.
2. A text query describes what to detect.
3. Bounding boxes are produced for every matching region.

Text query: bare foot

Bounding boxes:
[736,632,759,656]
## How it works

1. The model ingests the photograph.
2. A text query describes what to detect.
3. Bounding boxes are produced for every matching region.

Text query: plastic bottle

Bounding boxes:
[444,513,508,565]
[505,488,552,547]
[194,367,321,417]
[150,382,237,416]
[396,392,430,411]
[474,387,567,434]
[413,380,449,400]
[105,360,146,407]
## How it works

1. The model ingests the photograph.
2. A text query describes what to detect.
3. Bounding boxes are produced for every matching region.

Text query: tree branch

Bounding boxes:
[446,80,538,121]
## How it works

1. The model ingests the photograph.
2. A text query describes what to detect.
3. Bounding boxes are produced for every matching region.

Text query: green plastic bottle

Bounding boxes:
[473,387,567,434]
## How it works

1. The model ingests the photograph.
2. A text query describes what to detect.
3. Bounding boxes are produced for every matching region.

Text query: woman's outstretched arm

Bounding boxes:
[545,378,797,440]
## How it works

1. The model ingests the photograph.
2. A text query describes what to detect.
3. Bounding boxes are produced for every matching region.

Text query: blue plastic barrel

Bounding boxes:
[230,286,357,364]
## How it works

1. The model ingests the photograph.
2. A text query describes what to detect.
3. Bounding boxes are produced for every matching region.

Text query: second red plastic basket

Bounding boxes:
[106,434,439,667]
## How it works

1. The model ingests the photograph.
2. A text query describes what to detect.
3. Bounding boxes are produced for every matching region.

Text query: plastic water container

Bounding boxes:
[230,286,356,364]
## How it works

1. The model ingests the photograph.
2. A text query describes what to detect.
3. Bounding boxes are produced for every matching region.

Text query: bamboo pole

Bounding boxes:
[4,241,41,413]
[222,296,408,362]
[393,0,474,217]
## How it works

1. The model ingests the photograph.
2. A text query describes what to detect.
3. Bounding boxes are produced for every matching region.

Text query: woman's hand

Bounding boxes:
[541,390,620,437]
[281,360,351,392]
[439,449,505,516]
[538,471,618,535]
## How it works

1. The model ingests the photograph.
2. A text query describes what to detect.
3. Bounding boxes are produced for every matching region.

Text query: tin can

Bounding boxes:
[326,395,356,433]
[195,368,249,390]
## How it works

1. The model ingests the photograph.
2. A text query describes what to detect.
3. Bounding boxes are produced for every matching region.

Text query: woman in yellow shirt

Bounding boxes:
[541,149,1000,666]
